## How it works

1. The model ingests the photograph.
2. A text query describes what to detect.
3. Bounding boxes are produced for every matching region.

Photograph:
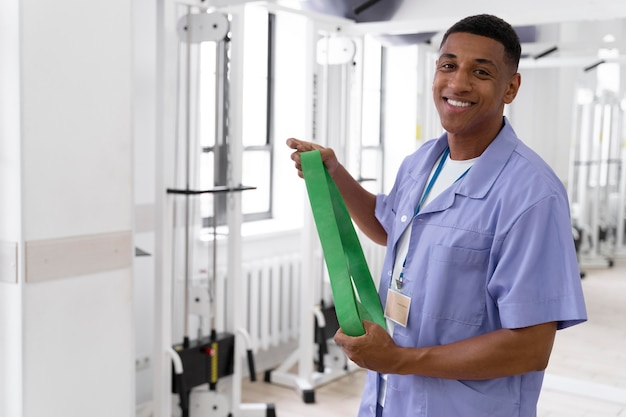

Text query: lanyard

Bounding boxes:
[397,146,470,289]
[300,150,387,337]
[414,147,450,216]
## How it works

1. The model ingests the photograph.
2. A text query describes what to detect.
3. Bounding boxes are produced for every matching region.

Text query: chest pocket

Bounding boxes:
[422,244,489,327]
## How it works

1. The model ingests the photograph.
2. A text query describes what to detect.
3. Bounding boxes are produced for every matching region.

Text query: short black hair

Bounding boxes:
[440,14,521,71]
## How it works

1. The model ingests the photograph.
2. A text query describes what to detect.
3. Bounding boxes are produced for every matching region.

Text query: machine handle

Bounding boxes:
[247,349,257,382]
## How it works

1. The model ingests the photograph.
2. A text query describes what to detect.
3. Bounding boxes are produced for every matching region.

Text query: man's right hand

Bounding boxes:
[286,138,340,178]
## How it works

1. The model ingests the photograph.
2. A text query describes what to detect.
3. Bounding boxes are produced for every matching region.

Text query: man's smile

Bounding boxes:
[445,98,473,108]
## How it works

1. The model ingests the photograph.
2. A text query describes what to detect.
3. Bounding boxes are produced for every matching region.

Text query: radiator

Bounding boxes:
[241,254,303,352]
[236,239,384,354]
[183,239,385,354]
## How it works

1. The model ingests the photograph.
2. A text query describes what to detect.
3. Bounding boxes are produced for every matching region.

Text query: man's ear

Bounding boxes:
[504,72,521,104]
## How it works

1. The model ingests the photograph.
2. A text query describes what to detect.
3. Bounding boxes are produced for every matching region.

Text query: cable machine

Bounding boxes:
[570,89,625,269]
[261,7,364,403]
[162,3,274,416]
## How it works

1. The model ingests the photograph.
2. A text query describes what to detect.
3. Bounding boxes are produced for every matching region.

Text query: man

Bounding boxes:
[287,14,587,417]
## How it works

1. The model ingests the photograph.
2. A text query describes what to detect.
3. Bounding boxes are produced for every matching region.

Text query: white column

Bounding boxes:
[0,0,23,414]
[154,0,178,414]
[0,1,135,416]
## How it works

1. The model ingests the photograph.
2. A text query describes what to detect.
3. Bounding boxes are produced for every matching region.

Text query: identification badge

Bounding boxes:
[384,288,411,327]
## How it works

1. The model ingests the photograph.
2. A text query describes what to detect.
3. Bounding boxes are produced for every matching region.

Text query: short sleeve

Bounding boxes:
[487,193,587,330]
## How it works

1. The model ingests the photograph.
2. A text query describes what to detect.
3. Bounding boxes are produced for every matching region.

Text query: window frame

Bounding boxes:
[201,11,275,228]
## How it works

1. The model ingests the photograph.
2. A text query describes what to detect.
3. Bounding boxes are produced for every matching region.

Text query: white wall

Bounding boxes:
[0,1,135,416]
[20,1,133,241]
[0,0,21,242]
[0,287,21,417]
[19,0,135,414]
[0,0,24,415]
[23,272,133,417]
[509,67,573,181]
[382,45,420,192]
[272,11,309,225]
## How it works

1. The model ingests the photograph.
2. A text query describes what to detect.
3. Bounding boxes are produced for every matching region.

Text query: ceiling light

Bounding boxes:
[602,34,616,43]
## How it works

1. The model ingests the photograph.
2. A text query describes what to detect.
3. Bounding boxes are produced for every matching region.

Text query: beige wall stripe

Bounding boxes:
[25,231,132,283]
[0,241,18,284]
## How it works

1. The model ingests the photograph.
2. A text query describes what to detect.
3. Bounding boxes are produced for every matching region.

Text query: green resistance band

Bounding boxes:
[301,150,386,337]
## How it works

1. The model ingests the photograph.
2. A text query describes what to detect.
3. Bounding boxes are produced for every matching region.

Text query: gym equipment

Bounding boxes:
[263,20,367,403]
[569,89,625,268]
[162,4,273,416]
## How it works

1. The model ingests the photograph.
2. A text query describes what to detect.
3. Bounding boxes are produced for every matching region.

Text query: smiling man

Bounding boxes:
[287,14,587,417]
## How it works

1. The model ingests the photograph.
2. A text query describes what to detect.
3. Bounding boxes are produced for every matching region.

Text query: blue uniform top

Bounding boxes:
[359,117,587,417]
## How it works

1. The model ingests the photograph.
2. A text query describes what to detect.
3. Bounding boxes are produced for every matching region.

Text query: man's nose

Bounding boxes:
[448,70,472,91]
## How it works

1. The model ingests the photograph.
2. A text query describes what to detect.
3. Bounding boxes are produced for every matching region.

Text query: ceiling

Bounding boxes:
[345,0,626,35]
[289,0,626,70]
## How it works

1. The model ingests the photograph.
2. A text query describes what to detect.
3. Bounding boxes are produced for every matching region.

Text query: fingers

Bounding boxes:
[333,323,395,373]
[333,327,369,369]
[288,149,303,178]
[333,326,362,350]
[286,138,322,178]
[285,137,302,150]
[287,138,340,176]
[291,154,304,179]
[287,138,319,152]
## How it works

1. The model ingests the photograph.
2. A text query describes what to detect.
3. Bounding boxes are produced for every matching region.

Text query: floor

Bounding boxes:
[242,256,626,417]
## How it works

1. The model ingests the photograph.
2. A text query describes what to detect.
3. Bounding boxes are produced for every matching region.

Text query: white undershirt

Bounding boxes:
[379,152,478,407]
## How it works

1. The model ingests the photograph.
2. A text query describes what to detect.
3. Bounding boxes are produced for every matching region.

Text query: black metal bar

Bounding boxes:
[533,46,558,60]
[584,59,605,72]
[166,185,256,195]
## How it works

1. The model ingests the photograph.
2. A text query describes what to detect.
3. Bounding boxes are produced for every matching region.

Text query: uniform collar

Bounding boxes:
[413,117,519,200]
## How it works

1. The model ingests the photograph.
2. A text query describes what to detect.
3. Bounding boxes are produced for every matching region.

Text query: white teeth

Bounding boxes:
[447,99,471,107]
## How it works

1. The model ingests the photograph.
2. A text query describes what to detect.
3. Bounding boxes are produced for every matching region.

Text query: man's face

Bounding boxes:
[433,32,520,142]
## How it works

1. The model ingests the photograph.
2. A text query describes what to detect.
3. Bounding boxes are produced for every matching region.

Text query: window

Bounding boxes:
[241,10,274,222]
[198,8,274,227]
[359,36,384,194]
